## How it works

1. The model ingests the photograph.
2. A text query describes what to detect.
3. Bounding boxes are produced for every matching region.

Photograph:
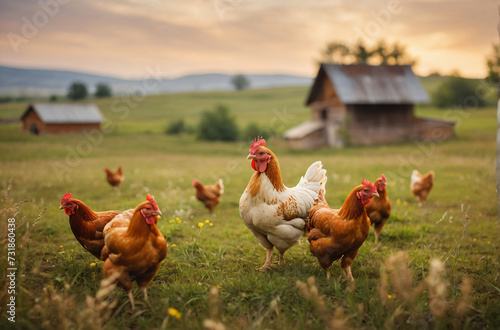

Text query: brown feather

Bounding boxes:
[307,186,371,276]
[67,199,121,259]
[193,178,223,212]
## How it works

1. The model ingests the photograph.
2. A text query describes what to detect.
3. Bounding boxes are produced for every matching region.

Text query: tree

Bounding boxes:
[352,40,374,64]
[242,122,270,141]
[95,83,112,98]
[166,119,187,135]
[197,105,239,141]
[486,43,500,85]
[374,40,390,64]
[320,42,351,64]
[387,42,416,66]
[67,82,88,101]
[231,74,250,91]
[432,76,487,109]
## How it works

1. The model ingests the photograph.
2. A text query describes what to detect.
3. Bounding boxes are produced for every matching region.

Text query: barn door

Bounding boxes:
[30,123,39,135]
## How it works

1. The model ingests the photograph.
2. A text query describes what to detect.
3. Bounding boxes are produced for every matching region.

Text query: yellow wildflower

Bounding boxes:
[168,307,181,319]
[387,295,392,299]
[176,217,179,221]
[473,238,477,242]
[403,201,408,207]
[90,263,96,268]
[171,244,176,247]
[205,219,210,223]
[60,245,63,248]
[198,223,204,228]
[488,241,491,244]
[178,219,182,224]
[396,199,401,205]
[209,223,213,226]
[71,249,74,252]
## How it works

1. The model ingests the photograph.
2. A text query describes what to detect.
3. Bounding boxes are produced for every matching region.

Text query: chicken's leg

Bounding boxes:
[127,291,135,311]
[343,266,354,281]
[141,287,148,301]
[340,249,359,281]
[278,251,285,265]
[258,248,273,271]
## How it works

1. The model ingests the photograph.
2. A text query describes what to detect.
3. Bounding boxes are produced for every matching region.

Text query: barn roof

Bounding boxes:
[306,64,429,105]
[283,121,323,140]
[21,103,104,124]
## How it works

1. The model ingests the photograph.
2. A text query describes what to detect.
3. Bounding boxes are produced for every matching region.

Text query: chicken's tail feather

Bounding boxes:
[297,161,327,192]
[313,189,327,206]
[217,179,224,195]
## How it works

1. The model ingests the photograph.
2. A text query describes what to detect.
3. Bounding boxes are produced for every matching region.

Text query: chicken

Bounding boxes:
[307,180,379,281]
[104,166,124,188]
[239,137,327,270]
[192,178,224,213]
[365,174,391,244]
[59,192,122,260]
[101,194,167,311]
[410,169,435,204]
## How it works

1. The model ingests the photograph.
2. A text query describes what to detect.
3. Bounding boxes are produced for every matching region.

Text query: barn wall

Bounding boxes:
[347,104,415,145]
[286,129,326,149]
[44,123,101,134]
[310,77,346,123]
[413,117,455,141]
[22,111,46,134]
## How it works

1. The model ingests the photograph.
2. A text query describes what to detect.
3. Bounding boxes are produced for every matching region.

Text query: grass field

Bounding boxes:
[0,86,499,329]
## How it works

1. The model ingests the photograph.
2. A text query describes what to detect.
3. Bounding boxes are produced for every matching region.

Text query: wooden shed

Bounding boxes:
[21,103,103,135]
[284,64,455,148]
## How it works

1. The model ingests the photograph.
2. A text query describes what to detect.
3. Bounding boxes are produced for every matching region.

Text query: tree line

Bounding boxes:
[64,82,112,101]
[318,40,416,66]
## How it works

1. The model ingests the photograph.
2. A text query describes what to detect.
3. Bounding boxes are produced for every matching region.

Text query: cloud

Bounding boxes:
[0,0,496,78]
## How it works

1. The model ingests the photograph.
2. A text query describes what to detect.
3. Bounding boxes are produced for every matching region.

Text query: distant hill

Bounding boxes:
[0,65,313,97]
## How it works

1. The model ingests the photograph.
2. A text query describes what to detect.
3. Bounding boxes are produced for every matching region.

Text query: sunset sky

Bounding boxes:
[0,0,497,79]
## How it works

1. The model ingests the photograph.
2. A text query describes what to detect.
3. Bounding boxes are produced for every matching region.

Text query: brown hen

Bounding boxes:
[307,180,378,281]
[365,174,392,244]
[101,194,167,311]
[192,178,224,213]
[59,193,121,260]
[104,166,124,188]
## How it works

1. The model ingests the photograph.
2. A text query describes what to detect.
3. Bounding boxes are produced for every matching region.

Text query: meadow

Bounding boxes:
[0,85,498,329]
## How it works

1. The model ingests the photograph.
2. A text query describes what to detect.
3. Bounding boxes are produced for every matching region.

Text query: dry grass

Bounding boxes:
[296,277,351,330]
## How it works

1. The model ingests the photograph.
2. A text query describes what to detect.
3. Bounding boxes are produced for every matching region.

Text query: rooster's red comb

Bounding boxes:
[361,179,377,193]
[146,194,159,211]
[61,192,72,205]
[249,137,266,154]
[381,174,387,184]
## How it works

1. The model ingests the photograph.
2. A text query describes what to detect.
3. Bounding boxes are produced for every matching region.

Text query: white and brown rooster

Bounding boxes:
[239,138,327,270]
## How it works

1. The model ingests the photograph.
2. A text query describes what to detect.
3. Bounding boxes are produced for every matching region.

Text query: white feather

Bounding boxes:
[239,161,327,252]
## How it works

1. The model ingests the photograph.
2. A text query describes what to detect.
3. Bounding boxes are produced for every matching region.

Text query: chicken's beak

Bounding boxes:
[247,153,256,160]
[153,210,162,217]
[59,204,65,210]
[372,192,380,198]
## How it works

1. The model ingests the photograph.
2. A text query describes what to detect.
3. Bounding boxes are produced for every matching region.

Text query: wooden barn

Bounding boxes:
[284,64,455,148]
[21,103,104,135]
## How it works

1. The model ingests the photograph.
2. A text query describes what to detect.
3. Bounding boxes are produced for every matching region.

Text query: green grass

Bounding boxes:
[0,87,498,329]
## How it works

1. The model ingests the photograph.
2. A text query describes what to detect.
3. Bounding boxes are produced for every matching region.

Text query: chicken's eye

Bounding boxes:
[259,152,264,155]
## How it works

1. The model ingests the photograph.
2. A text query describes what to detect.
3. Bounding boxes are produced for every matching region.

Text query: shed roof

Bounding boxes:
[21,103,104,124]
[306,64,429,105]
[283,121,323,140]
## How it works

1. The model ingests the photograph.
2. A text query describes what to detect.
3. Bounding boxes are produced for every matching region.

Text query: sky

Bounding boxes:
[0,0,497,79]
